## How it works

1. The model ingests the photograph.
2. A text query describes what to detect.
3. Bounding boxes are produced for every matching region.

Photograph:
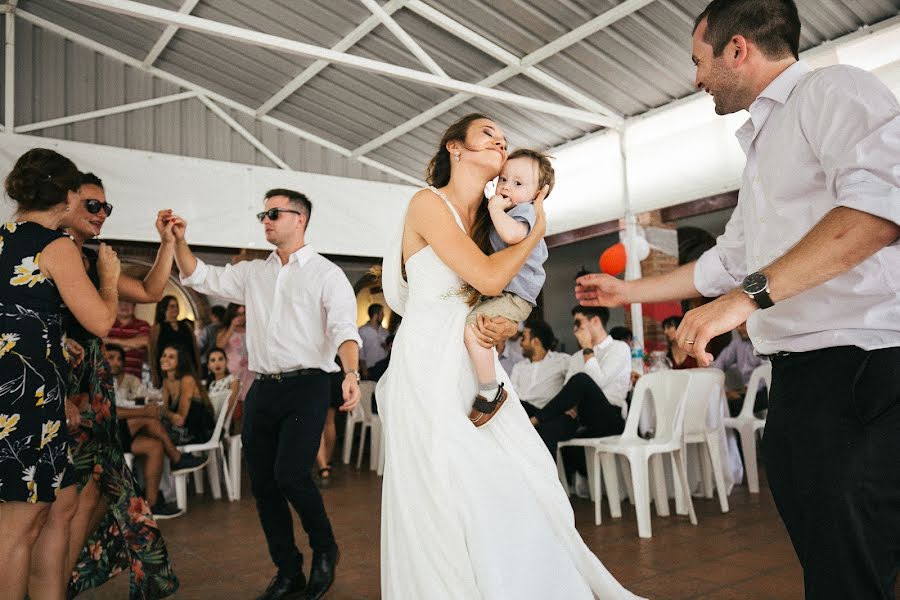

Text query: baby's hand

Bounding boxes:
[488,194,513,213]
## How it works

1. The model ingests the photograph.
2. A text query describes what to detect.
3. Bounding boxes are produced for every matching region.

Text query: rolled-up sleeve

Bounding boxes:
[694,207,748,297]
[802,67,900,229]
[180,258,248,304]
[323,270,363,349]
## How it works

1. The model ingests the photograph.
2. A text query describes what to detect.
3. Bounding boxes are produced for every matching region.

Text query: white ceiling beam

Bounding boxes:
[257,0,409,117]
[405,0,620,120]
[5,0,17,131]
[353,0,654,158]
[352,65,517,158]
[359,0,446,77]
[142,0,199,67]
[198,95,290,170]
[64,0,613,126]
[16,9,424,185]
[523,0,658,67]
[15,91,197,133]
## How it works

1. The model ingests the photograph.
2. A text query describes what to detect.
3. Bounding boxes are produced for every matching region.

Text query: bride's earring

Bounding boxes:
[454,153,460,162]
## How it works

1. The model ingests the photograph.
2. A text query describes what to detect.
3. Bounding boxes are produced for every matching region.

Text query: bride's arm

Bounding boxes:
[407,187,547,297]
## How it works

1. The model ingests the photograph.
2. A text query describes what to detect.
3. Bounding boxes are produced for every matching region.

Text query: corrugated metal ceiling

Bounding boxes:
[11,0,900,184]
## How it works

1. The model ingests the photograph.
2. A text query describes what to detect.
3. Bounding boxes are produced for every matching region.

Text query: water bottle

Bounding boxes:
[631,343,645,375]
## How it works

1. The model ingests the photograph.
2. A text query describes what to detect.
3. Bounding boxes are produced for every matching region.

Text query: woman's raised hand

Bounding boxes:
[96,243,121,288]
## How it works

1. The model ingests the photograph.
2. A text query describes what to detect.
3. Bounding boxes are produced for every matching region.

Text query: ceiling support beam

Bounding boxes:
[15,91,197,133]
[142,0,200,67]
[4,0,17,131]
[16,8,424,185]
[65,0,615,126]
[360,0,446,77]
[198,95,290,170]
[256,0,410,117]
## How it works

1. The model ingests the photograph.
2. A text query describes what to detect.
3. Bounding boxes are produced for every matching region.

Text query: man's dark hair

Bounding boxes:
[368,303,384,319]
[661,315,684,330]
[571,305,610,328]
[608,326,633,343]
[210,305,226,322]
[265,188,312,226]
[105,343,126,362]
[694,0,801,61]
[524,319,556,351]
[80,172,104,189]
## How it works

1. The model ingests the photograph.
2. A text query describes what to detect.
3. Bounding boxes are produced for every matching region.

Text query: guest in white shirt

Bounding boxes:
[173,188,362,600]
[530,306,631,456]
[496,334,524,377]
[358,303,388,378]
[576,1,900,595]
[510,320,568,414]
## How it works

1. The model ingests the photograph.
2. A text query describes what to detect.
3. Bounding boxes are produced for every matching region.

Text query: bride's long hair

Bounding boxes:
[426,113,496,306]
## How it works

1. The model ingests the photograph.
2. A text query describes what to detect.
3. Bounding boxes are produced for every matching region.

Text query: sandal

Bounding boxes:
[468,384,508,428]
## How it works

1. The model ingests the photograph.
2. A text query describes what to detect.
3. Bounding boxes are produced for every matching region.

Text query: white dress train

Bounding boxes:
[376,191,645,599]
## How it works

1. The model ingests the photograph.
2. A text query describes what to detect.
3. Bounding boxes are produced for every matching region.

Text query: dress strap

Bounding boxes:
[427,186,468,234]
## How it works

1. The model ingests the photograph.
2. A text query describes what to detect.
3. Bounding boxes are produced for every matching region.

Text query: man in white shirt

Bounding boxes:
[358,303,388,378]
[576,1,899,596]
[530,306,631,456]
[510,320,568,414]
[173,189,362,600]
[496,336,524,378]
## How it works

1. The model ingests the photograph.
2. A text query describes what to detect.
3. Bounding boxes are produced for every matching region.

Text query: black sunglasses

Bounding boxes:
[84,199,113,217]
[256,208,303,223]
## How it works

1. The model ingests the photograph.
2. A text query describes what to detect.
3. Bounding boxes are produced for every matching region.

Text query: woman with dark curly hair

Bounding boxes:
[0,148,120,600]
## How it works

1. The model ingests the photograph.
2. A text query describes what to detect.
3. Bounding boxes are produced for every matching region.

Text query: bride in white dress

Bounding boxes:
[376,113,644,600]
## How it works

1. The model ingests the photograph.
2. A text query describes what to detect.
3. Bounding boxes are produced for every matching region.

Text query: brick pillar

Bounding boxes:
[622,211,680,353]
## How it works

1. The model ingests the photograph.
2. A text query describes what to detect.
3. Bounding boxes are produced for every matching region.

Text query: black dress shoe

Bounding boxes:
[255,570,307,600]
[304,548,339,600]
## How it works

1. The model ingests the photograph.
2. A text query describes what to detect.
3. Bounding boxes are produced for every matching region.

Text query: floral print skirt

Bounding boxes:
[68,339,178,599]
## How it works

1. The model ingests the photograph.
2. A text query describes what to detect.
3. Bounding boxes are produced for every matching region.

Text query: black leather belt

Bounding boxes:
[255,368,324,382]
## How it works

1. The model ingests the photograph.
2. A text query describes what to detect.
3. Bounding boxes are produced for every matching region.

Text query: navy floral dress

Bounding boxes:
[0,221,77,503]
[65,247,178,599]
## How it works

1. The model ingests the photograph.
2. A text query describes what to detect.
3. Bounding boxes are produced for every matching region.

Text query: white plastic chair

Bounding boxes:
[681,369,730,513]
[173,399,230,512]
[219,396,242,502]
[341,381,370,464]
[592,370,698,538]
[353,381,380,470]
[723,362,771,493]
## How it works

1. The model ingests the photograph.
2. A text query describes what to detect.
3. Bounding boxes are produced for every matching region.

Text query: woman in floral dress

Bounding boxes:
[63,172,181,599]
[0,148,120,600]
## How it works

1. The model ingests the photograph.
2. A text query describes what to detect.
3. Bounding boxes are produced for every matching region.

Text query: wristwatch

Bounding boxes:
[742,271,774,309]
[344,369,361,382]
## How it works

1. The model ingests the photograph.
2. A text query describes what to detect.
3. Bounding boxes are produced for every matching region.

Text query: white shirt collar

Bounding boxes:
[266,244,315,268]
[736,61,812,152]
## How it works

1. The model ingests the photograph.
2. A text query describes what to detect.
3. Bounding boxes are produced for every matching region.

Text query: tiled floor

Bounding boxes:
[79,463,895,600]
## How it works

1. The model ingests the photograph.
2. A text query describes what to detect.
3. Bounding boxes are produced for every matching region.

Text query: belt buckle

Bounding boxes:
[271,372,282,382]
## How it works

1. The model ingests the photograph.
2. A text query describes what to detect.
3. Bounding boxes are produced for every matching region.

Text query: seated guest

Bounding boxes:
[713,322,769,417]
[662,315,698,370]
[510,320,569,416]
[204,347,240,421]
[497,333,524,377]
[104,300,151,378]
[530,306,632,457]
[151,295,201,386]
[106,345,205,517]
[158,344,215,445]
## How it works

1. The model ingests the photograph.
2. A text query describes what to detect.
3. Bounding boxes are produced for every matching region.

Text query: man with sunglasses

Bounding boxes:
[172,188,362,600]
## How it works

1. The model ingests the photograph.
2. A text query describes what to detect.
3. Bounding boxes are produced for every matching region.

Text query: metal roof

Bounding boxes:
[5,0,900,185]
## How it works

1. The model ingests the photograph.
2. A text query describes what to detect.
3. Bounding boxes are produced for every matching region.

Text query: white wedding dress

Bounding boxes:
[376,191,645,599]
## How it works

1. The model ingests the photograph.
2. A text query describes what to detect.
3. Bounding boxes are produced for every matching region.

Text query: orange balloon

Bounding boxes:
[599,242,626,276]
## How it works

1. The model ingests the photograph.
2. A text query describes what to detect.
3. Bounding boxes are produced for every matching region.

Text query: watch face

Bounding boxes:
[743,272,768,294]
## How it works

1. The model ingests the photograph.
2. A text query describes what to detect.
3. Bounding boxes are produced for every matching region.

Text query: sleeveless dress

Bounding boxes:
[0,222,77,503]
[376,191,644,599]
[64,248,178,599]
